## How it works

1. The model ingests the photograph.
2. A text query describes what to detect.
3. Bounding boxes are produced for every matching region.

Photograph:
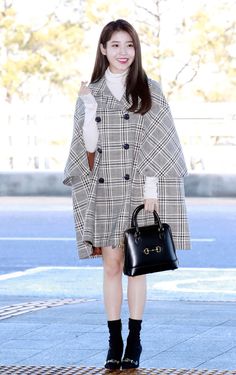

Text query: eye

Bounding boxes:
[128,43,134,48]
[111,43,119,47]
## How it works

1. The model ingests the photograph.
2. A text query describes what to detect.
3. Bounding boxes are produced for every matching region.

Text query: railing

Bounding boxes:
[1,105,236,173]
[0,110,72,171]
[175,116,236,172]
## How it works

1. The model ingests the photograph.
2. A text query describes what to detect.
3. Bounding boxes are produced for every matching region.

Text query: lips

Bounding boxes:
[118,58,128,64]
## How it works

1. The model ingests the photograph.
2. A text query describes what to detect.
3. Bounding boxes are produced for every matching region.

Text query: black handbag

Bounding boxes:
[123,204,178,276]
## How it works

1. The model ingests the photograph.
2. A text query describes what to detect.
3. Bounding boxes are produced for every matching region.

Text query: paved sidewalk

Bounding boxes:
[0,296,235,371]
[0,266,236,371]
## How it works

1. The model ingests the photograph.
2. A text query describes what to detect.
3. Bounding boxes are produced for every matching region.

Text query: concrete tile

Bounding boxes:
[70,313,106,325]
[139,349,163,362]
[222,320,236,327]
[76,350,107,367]
[1,338,63,350]
[143,323,205,336]
[140,350,210,369]
[22,326,76,340]
[166,317,231,327]
[198,346,236,370]
[0,348,42,365]
[16,307,105,325]
[23,323,98,338]
[201,325,236,343]
[54,332,107,350]
[163,337,234,358]
[73,359,105,367]
[0,322,47,341]
[12,312,83,324]
[16,348,103,366]
[52,322,102,333]
[92,325,109,333]
[141,337,193,353]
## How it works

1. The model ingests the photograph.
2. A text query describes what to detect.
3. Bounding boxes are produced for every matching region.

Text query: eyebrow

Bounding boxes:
[110,40,133,43]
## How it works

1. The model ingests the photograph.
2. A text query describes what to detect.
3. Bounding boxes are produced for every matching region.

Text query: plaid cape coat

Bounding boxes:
[63,77,191,258]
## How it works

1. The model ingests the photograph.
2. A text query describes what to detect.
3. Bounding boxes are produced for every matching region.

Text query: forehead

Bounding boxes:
[108,30,133,42]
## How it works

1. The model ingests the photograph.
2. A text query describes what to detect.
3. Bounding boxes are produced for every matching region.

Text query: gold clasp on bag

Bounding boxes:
[143,246,162,255]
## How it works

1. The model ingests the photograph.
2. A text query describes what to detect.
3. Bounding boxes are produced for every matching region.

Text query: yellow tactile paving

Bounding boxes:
[0,366,235,375]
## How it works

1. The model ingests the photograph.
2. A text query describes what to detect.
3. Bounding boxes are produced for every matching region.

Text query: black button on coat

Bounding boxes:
[123,143,129,149]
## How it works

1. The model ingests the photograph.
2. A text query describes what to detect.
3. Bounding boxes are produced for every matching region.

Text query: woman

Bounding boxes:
[63,19,190,370]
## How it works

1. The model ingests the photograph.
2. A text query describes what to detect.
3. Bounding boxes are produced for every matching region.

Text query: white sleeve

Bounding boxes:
[144,176,158,198]
[80,93,99,153]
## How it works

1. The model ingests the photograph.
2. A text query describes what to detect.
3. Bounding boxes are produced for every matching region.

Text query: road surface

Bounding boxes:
[0,197,235,274]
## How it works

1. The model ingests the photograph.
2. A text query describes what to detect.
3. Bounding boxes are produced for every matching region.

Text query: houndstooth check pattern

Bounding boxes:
[63,78,191,258]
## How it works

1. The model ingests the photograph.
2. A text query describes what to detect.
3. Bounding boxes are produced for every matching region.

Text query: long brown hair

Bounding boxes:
[90,19,152,115]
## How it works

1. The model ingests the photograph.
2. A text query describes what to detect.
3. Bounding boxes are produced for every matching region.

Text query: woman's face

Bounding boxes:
[100,30,135,74]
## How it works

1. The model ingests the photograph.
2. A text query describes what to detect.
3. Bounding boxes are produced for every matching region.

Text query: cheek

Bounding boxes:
[130,50,135,60]
[106,50,116,60]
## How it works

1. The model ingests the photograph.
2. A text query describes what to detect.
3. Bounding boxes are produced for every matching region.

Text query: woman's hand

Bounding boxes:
[144,198,159,213]
[79,81,91,96]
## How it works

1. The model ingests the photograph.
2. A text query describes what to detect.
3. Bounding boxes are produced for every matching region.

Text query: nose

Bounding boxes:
[120,45,128,55]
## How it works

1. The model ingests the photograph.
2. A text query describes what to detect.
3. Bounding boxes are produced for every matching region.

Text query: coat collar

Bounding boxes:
[89,76,131,110]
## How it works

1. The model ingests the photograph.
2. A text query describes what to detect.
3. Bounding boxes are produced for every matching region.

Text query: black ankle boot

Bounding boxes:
[104,319,123,370]
[122,318,142,369]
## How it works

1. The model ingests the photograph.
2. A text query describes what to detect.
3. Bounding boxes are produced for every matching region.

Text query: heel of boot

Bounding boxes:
[121,343,142,369]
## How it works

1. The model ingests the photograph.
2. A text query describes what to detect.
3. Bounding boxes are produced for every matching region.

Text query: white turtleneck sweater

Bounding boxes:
[80,67,158,199]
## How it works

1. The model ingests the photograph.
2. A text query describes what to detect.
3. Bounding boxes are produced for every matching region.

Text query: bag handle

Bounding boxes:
[131,204,163,235]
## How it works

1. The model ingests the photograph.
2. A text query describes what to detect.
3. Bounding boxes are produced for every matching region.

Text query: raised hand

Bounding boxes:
[79,81,91,96]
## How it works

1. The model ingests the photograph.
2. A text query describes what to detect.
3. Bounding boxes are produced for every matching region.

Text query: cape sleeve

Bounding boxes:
[63,97,91,186]
[137,80,188,179]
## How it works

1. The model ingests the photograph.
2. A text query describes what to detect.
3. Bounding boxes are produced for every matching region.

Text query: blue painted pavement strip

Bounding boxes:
[0,267,235,301]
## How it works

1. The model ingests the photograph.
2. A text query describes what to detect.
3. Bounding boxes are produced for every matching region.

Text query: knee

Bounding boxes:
[104,259,123,278]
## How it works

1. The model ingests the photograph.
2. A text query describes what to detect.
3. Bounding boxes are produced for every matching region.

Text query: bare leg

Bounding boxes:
[103,246,124,369]
[127,275,147,319]
[102,246,124,320]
